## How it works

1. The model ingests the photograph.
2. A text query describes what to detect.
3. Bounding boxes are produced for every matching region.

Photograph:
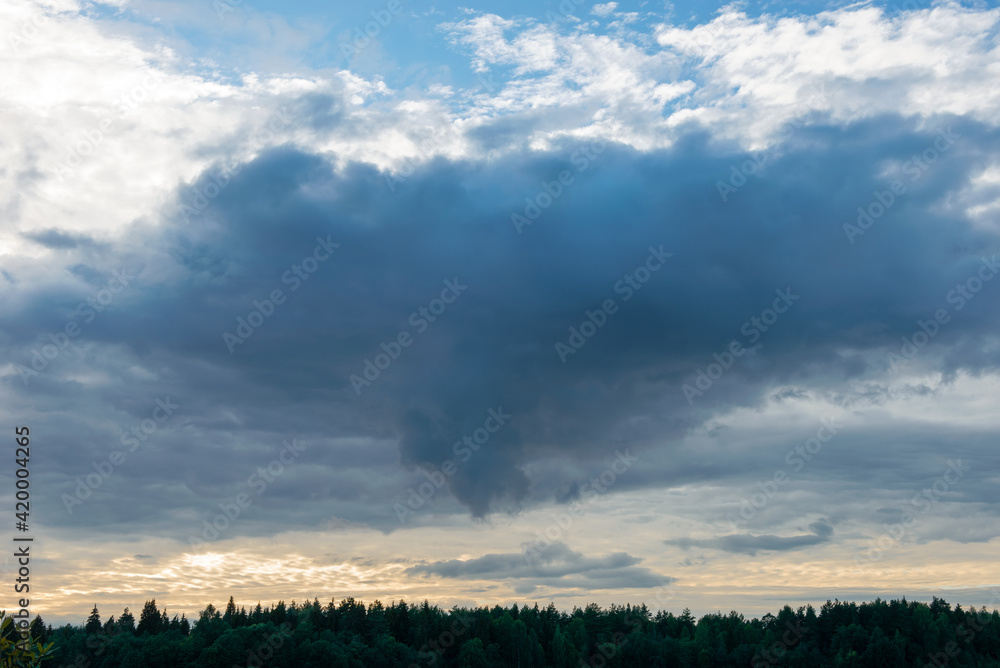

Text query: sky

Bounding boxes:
[2,0,1000,628]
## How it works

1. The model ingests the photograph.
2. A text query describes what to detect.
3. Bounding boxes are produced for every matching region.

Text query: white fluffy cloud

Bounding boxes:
[5,0,999,264]
[657,3,1000,144]
[0,0,396,262]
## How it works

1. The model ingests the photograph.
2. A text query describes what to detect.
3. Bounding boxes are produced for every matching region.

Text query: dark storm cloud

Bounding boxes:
[666,519,834,555]
[406,541,673,589]
[4,113,1000,536]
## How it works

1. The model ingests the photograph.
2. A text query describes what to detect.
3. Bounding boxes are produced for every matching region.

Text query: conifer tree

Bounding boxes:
[223,596,236,626]
[137,599,163,635]
[85,606,101,635]
[117,607,135,634]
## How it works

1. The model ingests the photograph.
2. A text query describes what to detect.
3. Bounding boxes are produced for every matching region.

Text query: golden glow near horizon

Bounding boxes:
[23,505,1000,626]
[9,371,1000,625]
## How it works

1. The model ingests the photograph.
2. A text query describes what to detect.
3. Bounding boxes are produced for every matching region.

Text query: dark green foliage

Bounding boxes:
[42,596,1000,667]
[27,615,48,646]
[85,606,101,635]
[137,599,164,636]
[117,607,135,634]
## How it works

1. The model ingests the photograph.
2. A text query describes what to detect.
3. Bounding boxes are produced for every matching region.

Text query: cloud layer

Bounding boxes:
[2,0,1000,625]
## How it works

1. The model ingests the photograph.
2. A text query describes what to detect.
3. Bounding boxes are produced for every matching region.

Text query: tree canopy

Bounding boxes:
[13,595,1000,667]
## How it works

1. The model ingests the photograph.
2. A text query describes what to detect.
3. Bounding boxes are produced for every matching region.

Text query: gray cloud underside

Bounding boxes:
[4,113,1000,538]
[406,541,673,590]
[667,520,834,555]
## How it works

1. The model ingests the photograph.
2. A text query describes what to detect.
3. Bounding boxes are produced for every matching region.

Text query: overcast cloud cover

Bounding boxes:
[2,0,1000,625]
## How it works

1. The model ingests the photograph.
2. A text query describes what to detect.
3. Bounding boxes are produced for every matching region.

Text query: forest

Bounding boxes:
[7,595,1000,667]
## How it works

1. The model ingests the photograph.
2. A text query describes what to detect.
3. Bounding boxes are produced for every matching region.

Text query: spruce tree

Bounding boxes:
[118,607,135,634]
[28,615,47,644]
[223,596,237,626]
[85,605,101,634]
[137,599,163,635]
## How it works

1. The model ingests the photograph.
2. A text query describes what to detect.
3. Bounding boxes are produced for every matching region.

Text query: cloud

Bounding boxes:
[4,111,1000,537]
[667,520,835,555]
[656,4,1000,142]
[3,2,1000,614]
[5,0,999,268]
[21,228,105,250]
[406,541,673,590]
[436,4,1000,158]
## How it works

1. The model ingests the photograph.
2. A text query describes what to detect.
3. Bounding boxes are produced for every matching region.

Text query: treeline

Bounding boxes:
[13,595,1000,667]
